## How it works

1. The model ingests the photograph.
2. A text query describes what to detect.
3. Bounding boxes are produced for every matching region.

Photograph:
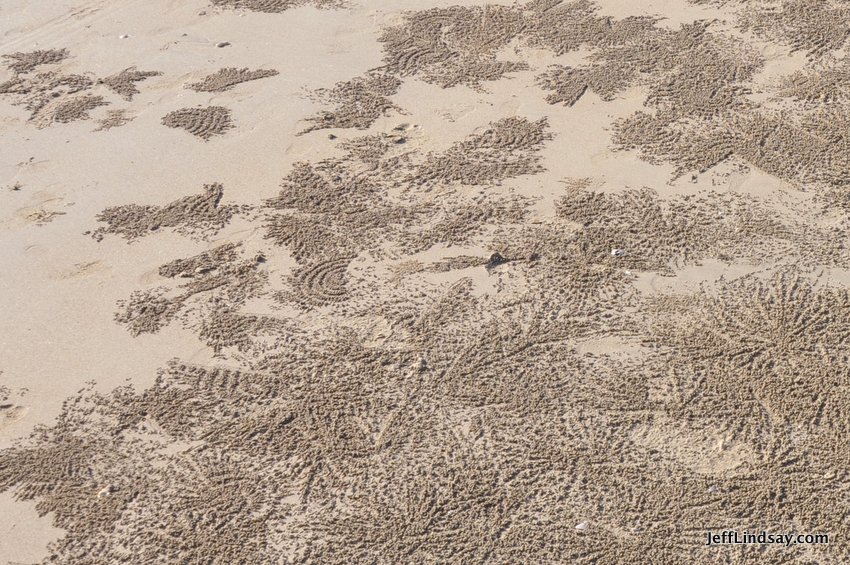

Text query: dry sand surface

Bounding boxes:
[1,0,850,563]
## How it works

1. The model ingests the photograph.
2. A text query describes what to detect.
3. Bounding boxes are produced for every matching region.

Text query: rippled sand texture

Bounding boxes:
[1,0,850,563]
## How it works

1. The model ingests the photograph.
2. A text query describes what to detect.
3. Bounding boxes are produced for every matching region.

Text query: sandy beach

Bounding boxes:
[1,0,849,563]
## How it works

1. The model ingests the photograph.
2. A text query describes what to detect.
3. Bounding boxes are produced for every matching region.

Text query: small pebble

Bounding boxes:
[328,134,337,140]
[707,485,718,494]
[216,41,230,48]
[119,34,129,39]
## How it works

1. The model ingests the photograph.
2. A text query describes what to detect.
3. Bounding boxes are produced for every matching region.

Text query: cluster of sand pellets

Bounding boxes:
[210,0,344,12]
[300,72,402,133]
[368,0,850,188]
[736,0,850,57]
[93,109,136,131]
[0,68,98,125]
[33,94,108,127]
[90,182,242,240]
[411,117,551,187]
[115,243,267,337]
[164,68,281,138]
[99,67,161,100]
[0,49,165,128]
[5,1,850,564]
[775,60,850,105]
[187,67,279,92]
[264,117,546,271]
[378,4,529,88]
[0,49,257,136]
[1,48,68,74]
[161,106,234,140]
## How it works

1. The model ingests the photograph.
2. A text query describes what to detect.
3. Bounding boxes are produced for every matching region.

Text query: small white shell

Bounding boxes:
[707,485,718,494]
[575,521,589,531]
[611,248,627,257]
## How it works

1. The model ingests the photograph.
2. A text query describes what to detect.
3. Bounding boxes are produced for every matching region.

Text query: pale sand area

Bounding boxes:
[1,0,849,563]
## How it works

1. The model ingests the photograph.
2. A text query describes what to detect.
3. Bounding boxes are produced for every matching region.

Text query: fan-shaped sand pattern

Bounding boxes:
[32,94,108,127]
[291,258,351,305]
[161,106,234,140]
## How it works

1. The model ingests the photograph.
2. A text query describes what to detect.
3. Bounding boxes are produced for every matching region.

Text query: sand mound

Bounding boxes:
[92,183,240,241]
[188,67,278,92]
[161,106,234,140]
